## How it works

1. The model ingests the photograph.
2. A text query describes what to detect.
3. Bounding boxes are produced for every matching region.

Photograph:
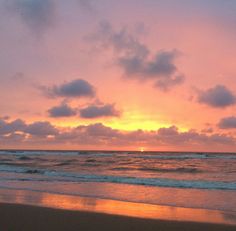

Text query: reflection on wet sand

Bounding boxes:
[0,188,236,225]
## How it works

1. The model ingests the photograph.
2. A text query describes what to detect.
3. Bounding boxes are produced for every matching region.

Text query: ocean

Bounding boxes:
[0,150,236,212]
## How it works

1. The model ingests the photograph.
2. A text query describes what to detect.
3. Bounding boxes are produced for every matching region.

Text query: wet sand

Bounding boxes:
[0,202,235,231]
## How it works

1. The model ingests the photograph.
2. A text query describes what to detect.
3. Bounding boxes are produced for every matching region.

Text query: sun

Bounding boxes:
[140,147,145,152]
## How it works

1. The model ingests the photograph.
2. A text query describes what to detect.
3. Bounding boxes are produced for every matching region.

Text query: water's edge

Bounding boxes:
[0,188,236,225]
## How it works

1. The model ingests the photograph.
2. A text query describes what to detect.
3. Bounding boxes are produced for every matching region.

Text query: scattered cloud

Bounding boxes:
[0,118,235,149]
[79,104,120,118]
[77,0,95,12]
[0,118,58,137]
[93,21,185,90]
[0,116,10,121]
[118,50,185,90]
[201,127,214,133]
[96,21,149,58]
[218,116,236,129]
[41,79,96,98]
[158,126,179,136]
[54,123,236,147]
[5,0,56,35]
[24,121,58,136]
[198,85,236,108]
[40,80,120,119]
[0,119,26,135]
[84,123,120,137]
[48,102,77,118]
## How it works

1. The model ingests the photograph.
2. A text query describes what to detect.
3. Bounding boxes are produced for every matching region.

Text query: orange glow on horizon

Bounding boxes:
[50,118,189,133]
[140,147,145,152]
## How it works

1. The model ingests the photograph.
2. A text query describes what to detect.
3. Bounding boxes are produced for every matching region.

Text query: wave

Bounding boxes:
[77,153,115,157]
[0,150,79,156]
[111,167,201,173]
[1,150,236,160]
[111,167,134,171]
[0,165,43,174]
[138,167,201,173]
[0,158,13,162]
[54,162,72,167]
[17,156,32,161]
[41,173,236,190]
[0,165,235,190]
[135,154,236,160]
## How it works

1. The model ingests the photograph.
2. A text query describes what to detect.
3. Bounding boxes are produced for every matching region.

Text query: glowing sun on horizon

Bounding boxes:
[140,147,145,152]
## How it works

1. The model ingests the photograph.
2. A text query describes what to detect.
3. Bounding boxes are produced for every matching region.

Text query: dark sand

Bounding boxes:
[0,203,235,231]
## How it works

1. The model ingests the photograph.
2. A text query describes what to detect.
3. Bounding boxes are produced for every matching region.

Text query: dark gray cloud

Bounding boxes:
[198,85,235,108]
[85,123,119,137]
[156,127,235,146]
[97,21,149,58]
[42,79,96,98]
[0,118,58,137]
[0,132,26,146]
[201,127,214,133]
[6,0,55,35]
[0,118,26,135]
[77,0,95,12]
[57,123,235,147]
[24,121,58,136]
[48,103,77,118]
[93,21,185,90]
[0,118,235,149]
[118,50,185,90]
[0,116,10,120]
[79,104,120,118]
[218,116,236,129]
[158,126,179,136]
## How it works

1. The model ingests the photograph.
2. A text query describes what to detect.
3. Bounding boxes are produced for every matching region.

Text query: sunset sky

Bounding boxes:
[0,0,236,151]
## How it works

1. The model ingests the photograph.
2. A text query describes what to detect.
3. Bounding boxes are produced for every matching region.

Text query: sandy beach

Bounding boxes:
[0,202,236,231]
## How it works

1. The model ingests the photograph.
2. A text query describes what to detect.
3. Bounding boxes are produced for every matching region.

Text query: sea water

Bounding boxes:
[0,150,235,212]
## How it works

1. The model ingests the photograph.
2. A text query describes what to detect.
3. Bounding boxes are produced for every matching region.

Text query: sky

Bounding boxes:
[0,0,236,151]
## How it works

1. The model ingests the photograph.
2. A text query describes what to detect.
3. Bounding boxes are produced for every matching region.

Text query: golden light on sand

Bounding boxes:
[9,190,230,225]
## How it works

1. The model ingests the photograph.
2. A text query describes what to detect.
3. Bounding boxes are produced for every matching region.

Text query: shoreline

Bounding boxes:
[1,149,235,154]
[0,202,236,231]
[0,188,236,226]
